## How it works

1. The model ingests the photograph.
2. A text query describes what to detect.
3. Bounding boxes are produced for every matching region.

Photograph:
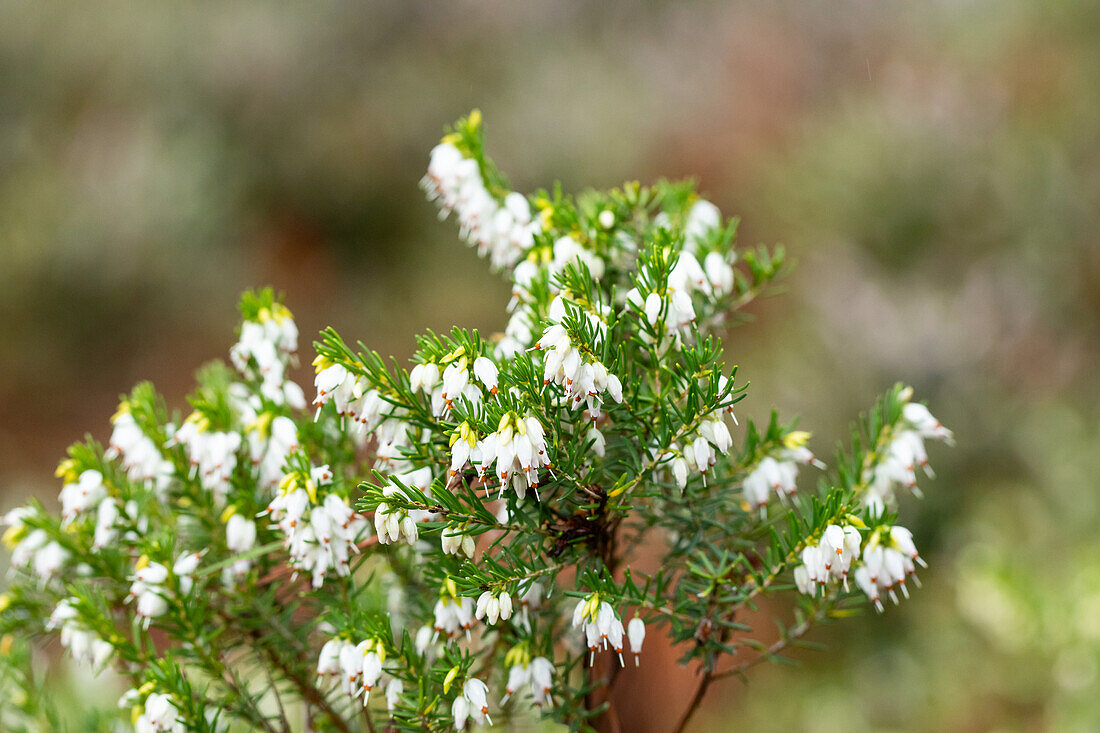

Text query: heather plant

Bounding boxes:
[0,111,952,732]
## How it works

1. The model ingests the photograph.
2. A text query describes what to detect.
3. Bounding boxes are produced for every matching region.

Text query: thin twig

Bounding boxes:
[672,603,828,732]
[712,610,820,681]
[670,667,716,733]
[262,662,292,733]
[258,634,353,733]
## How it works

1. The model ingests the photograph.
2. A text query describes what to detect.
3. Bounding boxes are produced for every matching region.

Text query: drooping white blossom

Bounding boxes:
[473,356,499,395]
[627,617,646,666]
[414,625,435,657]
[457,678,492,727]
[359,644,384,704]
[226,513,257,554]
[452,696,471,731]
[47,598,113,670]
[854,526,926,612]
[93,497,121,549]
[221,512,258,583]
[338,642,363,698]
[229,303,305,408]
[441,524,477,559]
[134,692,185,733]
[171,416,242,504]
[58,469,107,525]
[795,523,863,597]
[572,596,627,665]
[474,590,514,626]
[129,560,170,626]
[864,402,953,511]
[266,467,368,588]
[105,410,173,494]
[684,199,722,252]
[528,656,555,706]
[741,432,825,509]
[421,140,539,271]
[501,655,556,707]
[173,551,202,595]
[385,678,404,712]
[474,412,551,499]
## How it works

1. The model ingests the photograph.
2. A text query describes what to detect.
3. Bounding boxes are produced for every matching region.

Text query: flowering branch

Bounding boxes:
[0,111,954,733]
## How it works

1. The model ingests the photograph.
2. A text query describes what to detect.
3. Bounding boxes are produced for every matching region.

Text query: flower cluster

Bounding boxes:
[317,637,387,705]
[123,689,186,733]
[432,351,498,415]
[535,296,623,420]
[421,134,537,271]
[472,412,551,499]
[241,410,299,490]
[222,512,257,583]
[312,361,390,436]
[475,590,514,626]
[741,431,825,509]
[3,506,68,581]
[373,467,434,545]
[666,413,735,490]
[502,651,555,706]
[106,409,173,493]
[571,595,642,665]
[265,466,367,588]
[440,524,477,559]
[854,526,927,612]
[171,417,241,503]
[792,398,947,611]
[433,580,477,641]
[58,468,107,525]
[128,553,199,626]
[626,245,732,351]
[47,598,113,670]
[794,523,862,595]
[229,301,304,408]
[864,400,955,511]
[452,678,493,729]
[497,261,543,358]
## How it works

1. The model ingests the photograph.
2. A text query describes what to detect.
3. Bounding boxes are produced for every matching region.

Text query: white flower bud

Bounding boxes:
[627,617,646,665]
[672,456,689,490]
[645,292,663,325]
[473,356,499,394]
[385,678,403,712]
[226,514,257,553]
[452,696,470,730]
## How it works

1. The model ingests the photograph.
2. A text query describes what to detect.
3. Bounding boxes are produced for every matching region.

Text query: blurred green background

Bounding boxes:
[2,2,1098,731]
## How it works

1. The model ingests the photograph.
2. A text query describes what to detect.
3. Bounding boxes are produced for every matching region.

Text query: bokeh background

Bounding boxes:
[2,1,1099,731]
